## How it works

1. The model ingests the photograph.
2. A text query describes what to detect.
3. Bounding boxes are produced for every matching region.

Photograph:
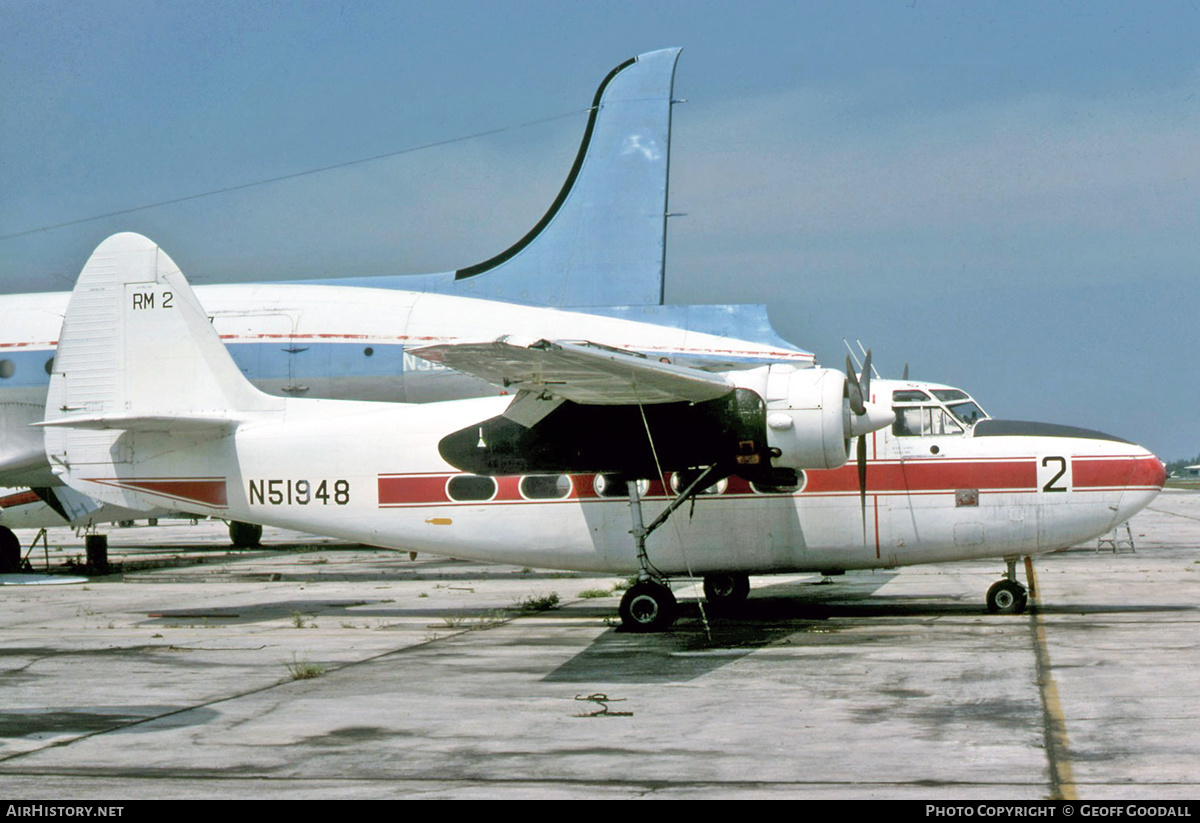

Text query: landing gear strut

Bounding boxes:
[617,465,727,632]
[986,557,1029,614]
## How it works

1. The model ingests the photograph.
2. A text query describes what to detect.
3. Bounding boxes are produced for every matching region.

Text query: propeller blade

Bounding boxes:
[860,348,872,405]
[845,354,865,416]
[902,362,909,381]
[857,433,868,543]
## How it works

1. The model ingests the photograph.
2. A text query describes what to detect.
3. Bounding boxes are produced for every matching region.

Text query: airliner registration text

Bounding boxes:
[248,479,350,506]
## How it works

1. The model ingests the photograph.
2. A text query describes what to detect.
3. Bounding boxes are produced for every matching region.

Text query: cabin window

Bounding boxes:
[892,389,930,403]
[593,474,627,498]
[669,472,727,495]
[0,360,13,379]
[446,475,497,502]
[750,471,805,495]
[592,475,652,498]
[519,474,572,500]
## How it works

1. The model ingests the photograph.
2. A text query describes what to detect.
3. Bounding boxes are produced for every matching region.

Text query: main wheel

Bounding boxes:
[228,521,263,549]
[619,582,678,632]
[986,579,1028,615]
[703,573,750,606]
[0,526,20,574]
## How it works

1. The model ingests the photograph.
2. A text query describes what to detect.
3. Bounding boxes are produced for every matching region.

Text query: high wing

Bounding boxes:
[410,336,889,481]
[411,337,734,406]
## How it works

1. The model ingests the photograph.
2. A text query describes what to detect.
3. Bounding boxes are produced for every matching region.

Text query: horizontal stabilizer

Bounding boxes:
[411,336,734,405]
[35,413,239,433]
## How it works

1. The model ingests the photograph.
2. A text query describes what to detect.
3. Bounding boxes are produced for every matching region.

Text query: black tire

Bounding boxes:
[986,579,1028,615]
[618,582,678,632]
[702,573,750,606]
[228,521,263,549]
[0,526,20,574]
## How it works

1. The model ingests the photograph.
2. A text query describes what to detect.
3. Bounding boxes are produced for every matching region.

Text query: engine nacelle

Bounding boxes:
[760,367,851,471]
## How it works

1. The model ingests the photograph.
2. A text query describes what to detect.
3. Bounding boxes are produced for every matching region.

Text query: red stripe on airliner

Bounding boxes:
[1073,455,1165,490]
[84,477,228,508]
[0,490,41,508]
[805,460,1036,494]
[376,453,1160,508]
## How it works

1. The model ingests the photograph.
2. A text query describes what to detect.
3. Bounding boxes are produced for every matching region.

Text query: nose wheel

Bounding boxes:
[986,557,1030,614]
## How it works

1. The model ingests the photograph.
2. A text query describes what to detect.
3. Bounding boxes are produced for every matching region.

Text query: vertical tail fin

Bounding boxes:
[42,233,282,509]
[336,49,682,308]
[44,232,280,425]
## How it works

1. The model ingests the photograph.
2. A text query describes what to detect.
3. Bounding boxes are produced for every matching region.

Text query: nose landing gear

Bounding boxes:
[986,557,1031,614]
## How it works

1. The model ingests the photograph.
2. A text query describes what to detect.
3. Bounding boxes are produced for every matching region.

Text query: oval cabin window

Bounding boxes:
[446,475,497,502]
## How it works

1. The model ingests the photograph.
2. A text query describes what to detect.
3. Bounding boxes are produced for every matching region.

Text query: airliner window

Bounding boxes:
[750,471,805,495]
[931,389,969,402]
[520,474,572,500]
[946,401,987,426]
[928,408,964,436]
[893,407,924,437]
[669,472,727,495]
[446,475,497,502]
[892,406,963,437]
[892,390,930,403]
[592,474,628,498]
[592,475,653,498]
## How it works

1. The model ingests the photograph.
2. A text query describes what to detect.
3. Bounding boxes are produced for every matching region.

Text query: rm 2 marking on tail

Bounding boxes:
[132,291,173,310]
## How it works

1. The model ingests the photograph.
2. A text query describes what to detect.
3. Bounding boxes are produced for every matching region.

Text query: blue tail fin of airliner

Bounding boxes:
[326,49,681,309]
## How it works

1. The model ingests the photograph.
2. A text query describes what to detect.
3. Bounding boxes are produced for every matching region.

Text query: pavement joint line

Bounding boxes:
[1027,560,1077,801]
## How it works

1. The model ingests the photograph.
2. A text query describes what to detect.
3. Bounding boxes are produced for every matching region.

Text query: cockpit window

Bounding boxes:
[931,389,968,402]
[892,390,930,403]
[946,401,986,426]
[892,406,965,437]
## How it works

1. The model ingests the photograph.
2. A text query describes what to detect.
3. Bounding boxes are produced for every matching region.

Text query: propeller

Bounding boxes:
[845,349,886,543]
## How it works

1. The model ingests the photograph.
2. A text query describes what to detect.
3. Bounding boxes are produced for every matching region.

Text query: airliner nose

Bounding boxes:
[972,418,1164,526]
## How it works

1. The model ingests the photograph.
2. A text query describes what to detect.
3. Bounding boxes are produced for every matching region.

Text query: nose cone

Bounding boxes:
[1110,443,1166,523]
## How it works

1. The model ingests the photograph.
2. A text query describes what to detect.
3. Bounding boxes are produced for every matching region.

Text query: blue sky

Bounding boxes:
[2,1,1197,459]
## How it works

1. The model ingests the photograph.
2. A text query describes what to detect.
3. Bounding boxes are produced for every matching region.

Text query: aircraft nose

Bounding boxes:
[973,418,1165,519]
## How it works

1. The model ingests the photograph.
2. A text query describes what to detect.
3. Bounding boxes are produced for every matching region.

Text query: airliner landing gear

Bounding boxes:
[228,521,263,549]
[703,573,750,608]
[0,526,21,573]
[986,558,1028,614]
[619,581,678,632]
[618,464,727,632]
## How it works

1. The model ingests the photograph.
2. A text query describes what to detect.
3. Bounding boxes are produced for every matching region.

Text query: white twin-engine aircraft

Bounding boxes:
[41,234,1164,631]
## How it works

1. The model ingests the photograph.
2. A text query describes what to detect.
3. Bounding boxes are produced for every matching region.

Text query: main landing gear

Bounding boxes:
[0,525,22,574]
[228,521,263,549]
[617,465,727,632]
[702,572,750,608]
[986,557,1030,615]
[619,580,678,632]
